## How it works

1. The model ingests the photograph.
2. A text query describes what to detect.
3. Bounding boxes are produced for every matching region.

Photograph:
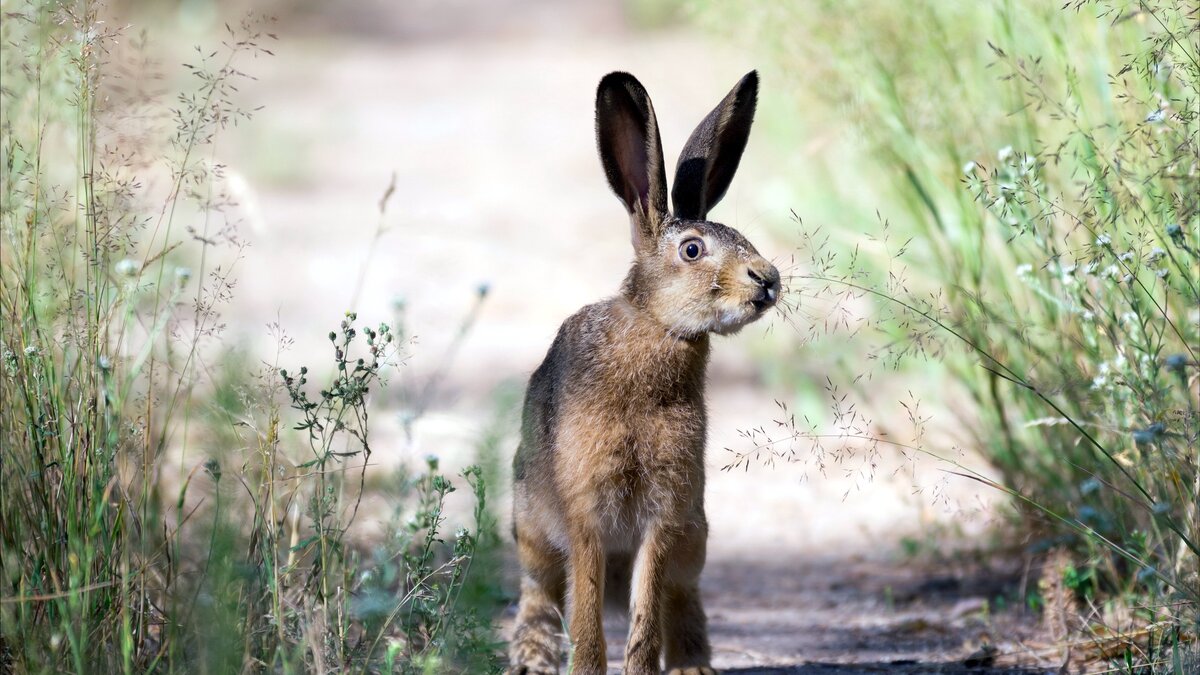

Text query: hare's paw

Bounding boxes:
[506,640,559,675]
[666,668,717,675]
[506,644,558,675]
[506,665,558,675]
[507,633,560,674]
[508,600,562,674]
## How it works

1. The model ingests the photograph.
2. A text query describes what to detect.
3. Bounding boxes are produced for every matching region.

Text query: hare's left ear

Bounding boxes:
[671,71,758,221]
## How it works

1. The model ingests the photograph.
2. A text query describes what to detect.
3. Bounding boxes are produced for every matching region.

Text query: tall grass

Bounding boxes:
[1,2,501,672]
[693,0,1198,658]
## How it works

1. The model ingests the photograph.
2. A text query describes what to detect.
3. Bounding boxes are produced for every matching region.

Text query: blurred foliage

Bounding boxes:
[691,0,1198,658]
[0,2,503,671]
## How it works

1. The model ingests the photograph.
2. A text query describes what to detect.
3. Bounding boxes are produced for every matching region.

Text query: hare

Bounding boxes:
[508,71,779,675]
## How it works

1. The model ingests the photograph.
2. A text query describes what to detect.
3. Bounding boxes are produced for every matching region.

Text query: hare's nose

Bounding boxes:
[747,265,781,302]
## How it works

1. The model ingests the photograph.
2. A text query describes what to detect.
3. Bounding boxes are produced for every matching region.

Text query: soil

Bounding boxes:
[589,554,1053,673]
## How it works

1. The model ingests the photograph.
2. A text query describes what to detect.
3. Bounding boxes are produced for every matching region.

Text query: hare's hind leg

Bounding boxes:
[508,524,566,675]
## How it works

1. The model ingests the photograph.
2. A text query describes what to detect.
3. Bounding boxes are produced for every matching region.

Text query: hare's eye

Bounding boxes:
[679,238,706,262]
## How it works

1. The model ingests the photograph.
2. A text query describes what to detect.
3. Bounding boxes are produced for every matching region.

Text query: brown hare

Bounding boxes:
[509,71,779,675]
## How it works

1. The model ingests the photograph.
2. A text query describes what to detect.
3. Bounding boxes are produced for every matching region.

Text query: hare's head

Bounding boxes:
[597,71,779,338]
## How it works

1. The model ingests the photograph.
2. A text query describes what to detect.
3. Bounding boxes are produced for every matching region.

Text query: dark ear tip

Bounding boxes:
[600,71,637,84]
[739,70,759,96]
[598,71,643,97]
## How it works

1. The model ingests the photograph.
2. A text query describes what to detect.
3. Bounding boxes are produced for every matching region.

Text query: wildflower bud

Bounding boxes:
[174,266,192,288]
[329,332,336,341]
[1165,223,1181,240]
[203,457,222,483]
[477,282,491,298]
[1164,354,1188,374]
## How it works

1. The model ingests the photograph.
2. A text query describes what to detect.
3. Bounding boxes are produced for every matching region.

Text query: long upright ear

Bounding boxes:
[596,72,668,248]
[671,71,758,221]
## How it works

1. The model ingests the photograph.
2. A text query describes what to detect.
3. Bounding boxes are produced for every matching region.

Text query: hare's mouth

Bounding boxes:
[749,286,778,314]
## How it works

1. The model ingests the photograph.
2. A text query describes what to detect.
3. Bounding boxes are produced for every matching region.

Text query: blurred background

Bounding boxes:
[116,0,997,551]
[3,0,1195,671]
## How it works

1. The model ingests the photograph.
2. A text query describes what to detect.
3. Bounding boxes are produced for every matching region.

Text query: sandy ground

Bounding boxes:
[157,0,1051,670]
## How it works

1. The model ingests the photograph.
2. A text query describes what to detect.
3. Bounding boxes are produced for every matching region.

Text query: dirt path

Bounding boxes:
[197,1,1046,670]
[595,554,1049,673]
[490,548,1051,672]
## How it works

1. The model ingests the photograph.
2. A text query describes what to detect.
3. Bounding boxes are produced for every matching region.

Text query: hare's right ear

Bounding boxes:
[596,72,668,250]
[672,71,758,221]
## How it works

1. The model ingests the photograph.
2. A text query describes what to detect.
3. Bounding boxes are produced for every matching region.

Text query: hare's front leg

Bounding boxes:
[625,519,670,674]
[662,519,714,675]
[626,517,714,675]
[566,523,606,674]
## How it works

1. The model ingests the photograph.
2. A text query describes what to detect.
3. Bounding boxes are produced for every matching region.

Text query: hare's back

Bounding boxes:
[512,301,613,483]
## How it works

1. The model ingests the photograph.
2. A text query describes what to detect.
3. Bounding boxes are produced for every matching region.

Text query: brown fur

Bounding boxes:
[509,71,775,675]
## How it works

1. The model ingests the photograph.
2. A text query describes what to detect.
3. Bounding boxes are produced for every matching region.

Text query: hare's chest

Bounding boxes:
[587,449,694,550]
[556,396,705,541]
